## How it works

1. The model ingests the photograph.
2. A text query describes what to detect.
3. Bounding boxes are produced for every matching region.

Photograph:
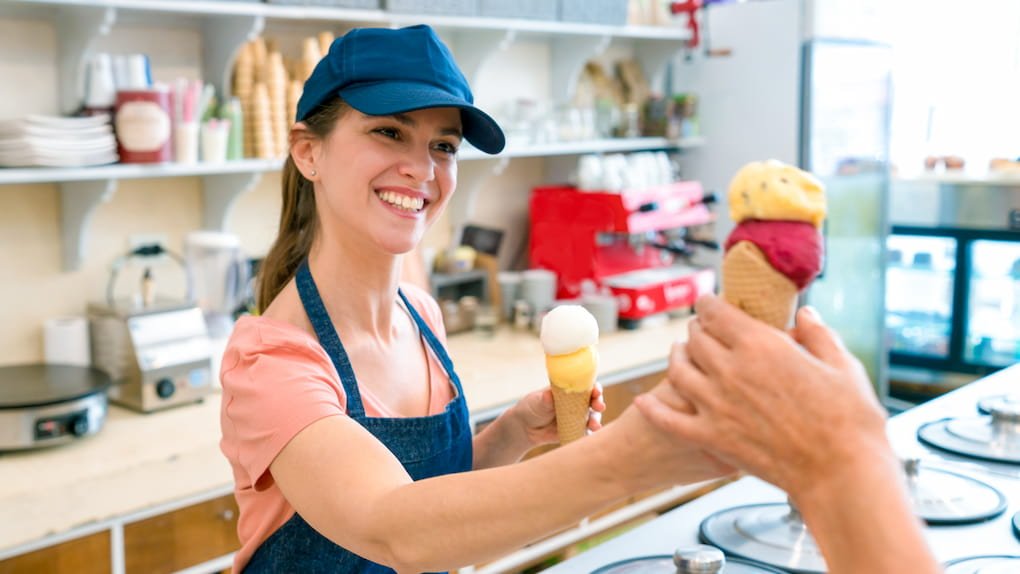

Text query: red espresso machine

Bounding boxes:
[530,182,717,328]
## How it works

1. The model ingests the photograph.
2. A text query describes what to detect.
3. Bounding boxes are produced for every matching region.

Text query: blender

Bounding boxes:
[184,231,250,338]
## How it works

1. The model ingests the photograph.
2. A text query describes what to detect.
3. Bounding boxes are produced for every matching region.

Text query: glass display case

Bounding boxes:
[966,239,1020,367]
[887,226,1020,382]
[886,234,956,358]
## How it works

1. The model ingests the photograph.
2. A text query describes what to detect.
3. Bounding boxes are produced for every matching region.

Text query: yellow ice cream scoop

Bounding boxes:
[727,159,827,228]
[540,304,600,444]
[546,345,599,393]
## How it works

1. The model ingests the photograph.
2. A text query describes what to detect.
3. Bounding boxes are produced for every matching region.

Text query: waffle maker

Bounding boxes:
[0,364,110,450]
[697,461,1008,573]
[917,401,1020,465]
[593,545,785,573]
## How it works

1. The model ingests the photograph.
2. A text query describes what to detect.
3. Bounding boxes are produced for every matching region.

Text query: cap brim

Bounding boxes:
[340,81,505,155]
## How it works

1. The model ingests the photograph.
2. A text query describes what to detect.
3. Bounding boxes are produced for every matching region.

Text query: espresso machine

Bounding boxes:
[529,181,717,327]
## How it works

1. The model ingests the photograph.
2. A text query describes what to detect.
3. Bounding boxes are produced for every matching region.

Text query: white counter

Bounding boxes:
[545,364,1020,572]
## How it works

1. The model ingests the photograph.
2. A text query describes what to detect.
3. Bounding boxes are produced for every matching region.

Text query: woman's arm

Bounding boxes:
[270,390,731,573]
[635,296,940,574]
[471,385,605,470]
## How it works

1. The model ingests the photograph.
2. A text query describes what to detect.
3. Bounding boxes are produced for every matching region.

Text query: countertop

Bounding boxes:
[545,363,1020,572]
[0,316,692,556]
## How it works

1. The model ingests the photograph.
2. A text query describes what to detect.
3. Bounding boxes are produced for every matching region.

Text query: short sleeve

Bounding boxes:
[220,318,347,491]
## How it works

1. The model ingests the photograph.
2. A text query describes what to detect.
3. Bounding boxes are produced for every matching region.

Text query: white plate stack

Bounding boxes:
[0,114,118,168]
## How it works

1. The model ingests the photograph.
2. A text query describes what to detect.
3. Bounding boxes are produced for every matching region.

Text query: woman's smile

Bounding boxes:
[375,188,428,217]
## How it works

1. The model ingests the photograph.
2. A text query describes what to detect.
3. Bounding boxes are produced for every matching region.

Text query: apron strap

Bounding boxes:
[295,260,368,418]
[397,289,466,399]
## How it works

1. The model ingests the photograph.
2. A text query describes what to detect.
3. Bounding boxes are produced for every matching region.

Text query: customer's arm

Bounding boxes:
[635,296,941,574]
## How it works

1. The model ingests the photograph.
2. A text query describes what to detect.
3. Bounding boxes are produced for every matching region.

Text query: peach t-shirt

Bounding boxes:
[219,284,455,572]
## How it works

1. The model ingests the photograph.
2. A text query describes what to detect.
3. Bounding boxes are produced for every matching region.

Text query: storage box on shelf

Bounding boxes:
[265,0,379,6]
[478,0,558,21]
[560,0,629,26]
[384,0,478,16]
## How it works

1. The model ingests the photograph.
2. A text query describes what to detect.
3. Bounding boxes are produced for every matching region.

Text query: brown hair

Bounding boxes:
[256,99,349,313]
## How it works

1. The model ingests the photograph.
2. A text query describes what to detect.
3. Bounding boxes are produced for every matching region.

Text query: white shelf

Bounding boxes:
[896,172,1020,186]
[0,159,282,185]
[6,0,692,41]
[460,136,703,160]
[0,138,703,185]
[1,137,702,272]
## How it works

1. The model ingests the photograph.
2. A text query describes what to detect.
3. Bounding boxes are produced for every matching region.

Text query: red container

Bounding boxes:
[114,88,172,163]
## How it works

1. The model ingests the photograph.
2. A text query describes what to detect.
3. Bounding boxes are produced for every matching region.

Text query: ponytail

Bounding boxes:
[257,99,349,312]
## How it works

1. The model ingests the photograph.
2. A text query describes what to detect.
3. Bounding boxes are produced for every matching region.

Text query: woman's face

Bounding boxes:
[315,106,462,256]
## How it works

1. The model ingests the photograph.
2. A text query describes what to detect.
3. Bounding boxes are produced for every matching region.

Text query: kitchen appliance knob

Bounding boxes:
[69,415,90,437]
[673,545,724,573]
[156,378,176,399]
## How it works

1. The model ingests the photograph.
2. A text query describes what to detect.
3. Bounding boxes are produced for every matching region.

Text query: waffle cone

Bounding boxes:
[551,384,592,444]
[722,240,799,330]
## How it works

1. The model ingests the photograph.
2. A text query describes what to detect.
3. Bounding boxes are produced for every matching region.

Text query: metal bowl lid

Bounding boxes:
[943,555,1020,573]
[903,459,1008,524]
[593,552,785,573]
[977,394,1020,415]
[0,364,111,409]
[917,416,1020,465]
[698,503,826,574]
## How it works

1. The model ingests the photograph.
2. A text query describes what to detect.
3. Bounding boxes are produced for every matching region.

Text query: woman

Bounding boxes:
[219,25,731,574]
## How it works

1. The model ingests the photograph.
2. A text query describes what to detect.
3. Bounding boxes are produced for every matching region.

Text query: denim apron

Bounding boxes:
[244,261,473,573]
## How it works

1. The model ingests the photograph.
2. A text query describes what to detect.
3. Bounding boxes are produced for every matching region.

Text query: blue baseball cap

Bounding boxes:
[296,25,506,155]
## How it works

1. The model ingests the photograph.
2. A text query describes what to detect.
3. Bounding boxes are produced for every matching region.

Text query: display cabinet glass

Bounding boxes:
[885,234,957,359]
[965,239,1020,367]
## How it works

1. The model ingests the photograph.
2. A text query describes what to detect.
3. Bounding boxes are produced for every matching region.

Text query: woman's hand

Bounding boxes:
[633,294,889,497]
[472,384,605,469]
[513,384,606,447]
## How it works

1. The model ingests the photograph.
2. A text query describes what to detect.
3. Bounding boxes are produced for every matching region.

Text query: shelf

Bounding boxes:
[459,136,703,160]
[6,1,691,41]
[0,159,282,185]
[5,0,691,106]
[896,172,1020,186]
[2,136,701,272]
[0,137,703,185]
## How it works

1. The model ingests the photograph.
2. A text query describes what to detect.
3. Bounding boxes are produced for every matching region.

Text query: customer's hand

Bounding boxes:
[633,294,889,497]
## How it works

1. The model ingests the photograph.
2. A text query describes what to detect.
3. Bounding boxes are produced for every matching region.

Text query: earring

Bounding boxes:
[310,169,317,177]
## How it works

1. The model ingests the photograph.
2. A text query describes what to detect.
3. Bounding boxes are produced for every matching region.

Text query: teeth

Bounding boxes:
[378,191,424,212]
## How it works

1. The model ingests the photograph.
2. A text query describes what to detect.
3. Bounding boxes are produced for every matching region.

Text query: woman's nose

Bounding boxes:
[397,145,436,183]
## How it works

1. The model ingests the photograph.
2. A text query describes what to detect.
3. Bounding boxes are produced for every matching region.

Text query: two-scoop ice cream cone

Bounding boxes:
[722,160,828,329]
[540,305,599,444]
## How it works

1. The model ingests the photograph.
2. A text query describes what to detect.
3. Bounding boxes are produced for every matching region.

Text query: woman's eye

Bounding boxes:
[374,127,400,139]
[435,141,459,155]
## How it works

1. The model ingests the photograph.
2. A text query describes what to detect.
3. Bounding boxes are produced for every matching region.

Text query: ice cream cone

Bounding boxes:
[551,384,592,444]
[540,305,600,445]
[722,240,799,330]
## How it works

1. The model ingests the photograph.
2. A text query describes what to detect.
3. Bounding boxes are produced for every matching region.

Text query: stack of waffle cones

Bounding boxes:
[230,30,336,160]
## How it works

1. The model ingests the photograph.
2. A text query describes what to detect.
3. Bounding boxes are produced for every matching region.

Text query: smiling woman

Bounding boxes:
[216,23,741,574]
